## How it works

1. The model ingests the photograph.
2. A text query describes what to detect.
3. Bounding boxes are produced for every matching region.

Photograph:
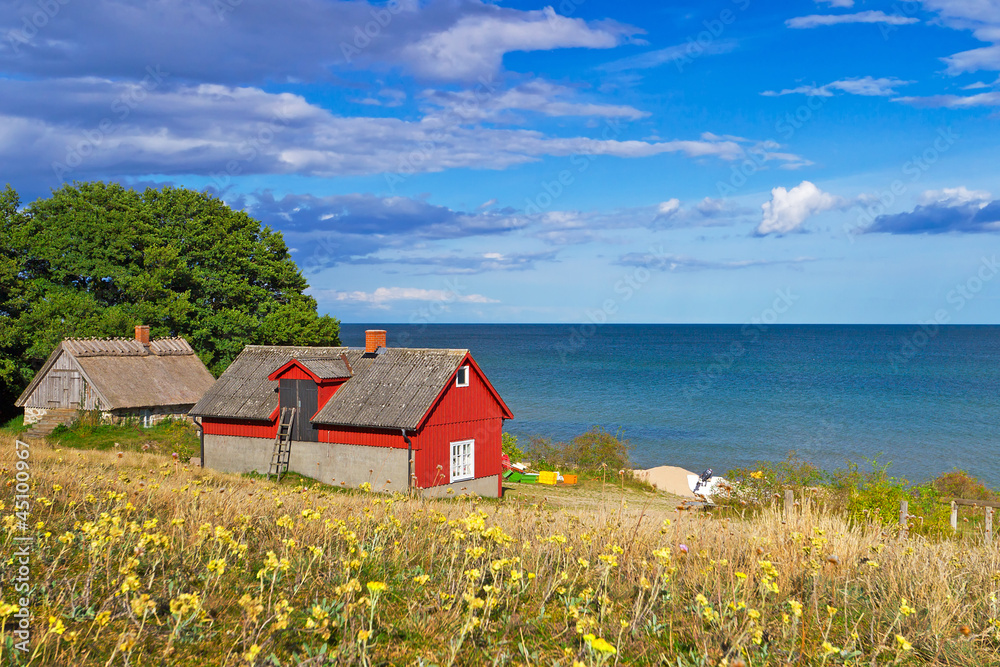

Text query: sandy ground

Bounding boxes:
[634,466,698,497]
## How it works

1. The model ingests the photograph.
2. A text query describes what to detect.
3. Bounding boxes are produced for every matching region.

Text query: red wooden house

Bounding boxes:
[189,330,513,497]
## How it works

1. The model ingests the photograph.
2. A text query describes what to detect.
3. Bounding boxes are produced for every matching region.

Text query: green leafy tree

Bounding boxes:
[0,182,339,416]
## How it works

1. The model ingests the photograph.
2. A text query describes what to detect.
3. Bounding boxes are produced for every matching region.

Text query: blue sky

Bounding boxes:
[1,0,998,324]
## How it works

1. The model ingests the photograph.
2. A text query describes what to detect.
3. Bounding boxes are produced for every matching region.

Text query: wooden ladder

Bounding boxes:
[268,407,296,481]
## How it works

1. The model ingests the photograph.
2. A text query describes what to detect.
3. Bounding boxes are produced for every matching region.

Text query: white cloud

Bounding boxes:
[0,79,809,185]
[920,1,1000,74]
[894,90,1000,107]
[763,76,912,97]
[401,7,626,81]
[324,287,499,307]
[756,181,842,235]
[786,11,920,29]
[421,79,648,120]
[656,198,681,218]
[919,186,992,206]
[816,0,854,6]
[943,45,1000,74]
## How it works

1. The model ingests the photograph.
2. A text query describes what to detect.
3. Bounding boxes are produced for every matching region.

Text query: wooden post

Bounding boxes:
[899,500,908,538]
[987,507,994,543]
[950,501,958,532]
[784,489,794,524]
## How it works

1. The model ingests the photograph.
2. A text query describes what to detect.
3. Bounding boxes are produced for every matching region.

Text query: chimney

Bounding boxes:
[135,325,150,346]
[365,329,387,354]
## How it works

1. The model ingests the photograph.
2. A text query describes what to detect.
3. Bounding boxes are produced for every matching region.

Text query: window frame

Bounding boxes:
[455,365,470,387]
[450,438,475,483]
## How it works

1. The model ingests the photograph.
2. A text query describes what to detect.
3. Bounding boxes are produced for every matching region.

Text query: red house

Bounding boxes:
[190,330,513,498]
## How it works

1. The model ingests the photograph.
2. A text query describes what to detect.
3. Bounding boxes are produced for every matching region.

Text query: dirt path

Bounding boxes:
[501,477,688,517]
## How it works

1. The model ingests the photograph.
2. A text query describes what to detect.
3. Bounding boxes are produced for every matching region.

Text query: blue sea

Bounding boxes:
[340,324,1000,487]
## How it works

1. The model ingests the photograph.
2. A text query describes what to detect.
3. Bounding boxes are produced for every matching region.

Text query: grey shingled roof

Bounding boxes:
[297,356,352,380]
[312,348,467,430]
[189,346,362,420]
[15,337,215,409]
[191,345,469,429]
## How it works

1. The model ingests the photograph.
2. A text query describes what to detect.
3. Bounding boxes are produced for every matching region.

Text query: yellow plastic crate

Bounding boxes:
[538,471,558,485]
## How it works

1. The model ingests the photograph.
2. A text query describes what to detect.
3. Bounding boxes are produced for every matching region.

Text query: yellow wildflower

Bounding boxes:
[48,616,66,635]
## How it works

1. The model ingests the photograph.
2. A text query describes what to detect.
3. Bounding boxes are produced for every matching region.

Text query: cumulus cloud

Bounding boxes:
[400,7,631,81]
[656,199,681,218]
[867,199,1000,234]
[756,181,842,235]
[763,76,912,97]
[786,11,920,29]
[317,287,499,308]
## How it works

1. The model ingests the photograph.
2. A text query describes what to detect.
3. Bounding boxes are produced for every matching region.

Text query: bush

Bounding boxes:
[727,451,825,504]
[933,469,998,502]
[524,426,631,473]
[501,432,524,462]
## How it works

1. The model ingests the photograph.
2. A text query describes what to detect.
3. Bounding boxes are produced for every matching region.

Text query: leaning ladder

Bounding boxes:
[268,407,296,481]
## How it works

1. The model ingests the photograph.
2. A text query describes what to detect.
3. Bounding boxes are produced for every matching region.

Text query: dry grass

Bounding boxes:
[2,434,1000,666]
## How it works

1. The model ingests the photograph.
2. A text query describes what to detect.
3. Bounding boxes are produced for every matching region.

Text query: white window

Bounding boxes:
[450,439,475,482]
[141,409,154,429]
[456,365,469,387]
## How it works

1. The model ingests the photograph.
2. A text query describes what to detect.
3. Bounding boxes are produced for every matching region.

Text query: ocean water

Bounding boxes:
[340,324,1000,487]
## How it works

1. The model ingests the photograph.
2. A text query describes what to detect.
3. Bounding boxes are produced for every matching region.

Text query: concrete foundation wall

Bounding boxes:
[289,440,409,493]
[23,407,46,425]
[421,474,500,499]
[203,434,273,474]
[203,434,500,498]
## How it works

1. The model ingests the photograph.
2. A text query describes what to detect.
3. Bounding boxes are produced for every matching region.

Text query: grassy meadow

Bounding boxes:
[2,433,1000,666]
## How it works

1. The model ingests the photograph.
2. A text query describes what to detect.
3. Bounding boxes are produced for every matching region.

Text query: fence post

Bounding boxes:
[784,489,794,524]
[987,507,994,543]
[950,501,958,532]
[899,500,908,538]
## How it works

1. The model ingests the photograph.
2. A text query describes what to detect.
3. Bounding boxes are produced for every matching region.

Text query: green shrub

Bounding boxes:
[727,451,826,504]
[524,426,631,473]
[501,432,524,462]
[933,469,999,502]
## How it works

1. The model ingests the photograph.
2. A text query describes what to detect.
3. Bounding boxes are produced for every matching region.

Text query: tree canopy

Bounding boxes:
[0,182,340,416]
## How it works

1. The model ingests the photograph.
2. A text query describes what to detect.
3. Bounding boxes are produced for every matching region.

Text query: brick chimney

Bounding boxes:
[135,325,150,346]
[365,329,387,353]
